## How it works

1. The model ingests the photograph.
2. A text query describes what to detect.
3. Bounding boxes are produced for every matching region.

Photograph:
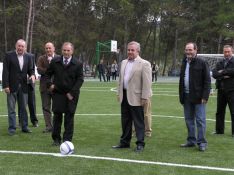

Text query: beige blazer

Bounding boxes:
[117,56,152,106]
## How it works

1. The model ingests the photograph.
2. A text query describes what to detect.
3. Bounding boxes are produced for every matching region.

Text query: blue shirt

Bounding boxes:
[184,59,190,93]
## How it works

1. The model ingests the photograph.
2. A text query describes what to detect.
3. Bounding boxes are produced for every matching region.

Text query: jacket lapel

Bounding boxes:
[22,54,27,71]
[13,51,22,71]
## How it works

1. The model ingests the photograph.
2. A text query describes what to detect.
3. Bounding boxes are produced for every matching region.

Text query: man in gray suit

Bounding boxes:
[112,41,152,152]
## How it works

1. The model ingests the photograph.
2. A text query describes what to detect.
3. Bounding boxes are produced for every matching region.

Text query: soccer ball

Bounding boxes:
[60,141,74,155]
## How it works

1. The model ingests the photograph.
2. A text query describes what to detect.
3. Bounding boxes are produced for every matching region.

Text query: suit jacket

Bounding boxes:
[117,56,152,106]
[45,56,84,113]
[2,51,35,93]
[37,54,59,92]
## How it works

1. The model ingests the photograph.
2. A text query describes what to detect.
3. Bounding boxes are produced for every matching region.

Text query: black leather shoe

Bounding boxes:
[180,143,195,147]
[199,146,206,152]
[52,140,61,146]
[8,131,16,136]
[212,131,224,135]
[112,144,130,149]
[135,145,144,153]
[32,122,39,127]
[22,129,32,133]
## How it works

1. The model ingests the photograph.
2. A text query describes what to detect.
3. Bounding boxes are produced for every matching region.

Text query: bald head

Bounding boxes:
[62,42,74,58]
[45,42,55,56]
[15,39,26,55]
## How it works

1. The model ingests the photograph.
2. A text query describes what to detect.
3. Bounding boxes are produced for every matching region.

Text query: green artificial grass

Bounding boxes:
[0,80,233,175]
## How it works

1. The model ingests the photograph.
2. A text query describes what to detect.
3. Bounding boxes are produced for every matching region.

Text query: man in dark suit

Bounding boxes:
[2,39,35,135]
[112,41,152,152]
[45,42,84,146]
[212,45,234,137]
[37,42,58,133]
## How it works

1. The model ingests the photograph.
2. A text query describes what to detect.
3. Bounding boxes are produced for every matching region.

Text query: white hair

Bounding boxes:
[128,41,141,52]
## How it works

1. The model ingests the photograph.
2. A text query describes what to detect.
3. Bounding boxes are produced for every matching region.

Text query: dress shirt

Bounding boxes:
[123,58,135,89]
[17,52,24,70]
[184,59,190,93]
[63,57,72,65]
[47,54,54,63]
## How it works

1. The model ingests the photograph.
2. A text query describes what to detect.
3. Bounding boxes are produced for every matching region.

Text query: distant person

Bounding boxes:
[179,42,211,152]
[45,42,84,146]
[37,42,58,133]
[152,61,159,82]
[106,61,111,82]
[112,41,152,153]
[97,59,106,82]
[2,39,35,135]
[92,64,96,78]
[212,45,234,137]
[111,60,118,80]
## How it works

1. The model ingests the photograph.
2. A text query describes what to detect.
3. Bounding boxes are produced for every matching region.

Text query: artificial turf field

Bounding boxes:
[0,78,234,175]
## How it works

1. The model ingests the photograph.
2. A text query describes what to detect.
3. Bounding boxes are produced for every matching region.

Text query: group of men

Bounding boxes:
[2,39,83,146]
[2,39,234,153]
[178,43,234,152]
[112,41,234,153]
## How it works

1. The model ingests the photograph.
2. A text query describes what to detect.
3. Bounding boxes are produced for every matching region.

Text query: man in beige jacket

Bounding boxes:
[112,41,152,152]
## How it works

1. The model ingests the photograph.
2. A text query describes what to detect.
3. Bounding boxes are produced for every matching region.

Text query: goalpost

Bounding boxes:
[197,54,224,70]
[95,40,117,64]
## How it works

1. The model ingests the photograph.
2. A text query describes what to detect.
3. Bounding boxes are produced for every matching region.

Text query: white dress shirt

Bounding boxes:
[17,53,24,70]
[123,59,135,89]
[184,59,190,93]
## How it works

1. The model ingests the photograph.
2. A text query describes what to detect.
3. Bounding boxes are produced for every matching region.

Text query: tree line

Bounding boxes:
[0,0,234,75]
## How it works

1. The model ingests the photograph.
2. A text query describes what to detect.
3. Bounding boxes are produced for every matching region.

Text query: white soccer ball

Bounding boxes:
[60,141,74,155]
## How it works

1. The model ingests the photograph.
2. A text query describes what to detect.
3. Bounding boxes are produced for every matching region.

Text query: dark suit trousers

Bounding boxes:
[120,90,145,146]
[52,112,74,142]
[98,72,106,82]
[28,84,38,124]
[216,90,234,134]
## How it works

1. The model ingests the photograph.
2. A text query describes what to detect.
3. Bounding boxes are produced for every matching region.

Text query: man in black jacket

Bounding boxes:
[179,42,211,151]
[45,42,84,146]
[212,45,234,137]
[2,39,35,135]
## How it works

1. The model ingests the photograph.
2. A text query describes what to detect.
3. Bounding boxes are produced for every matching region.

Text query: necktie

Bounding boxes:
[224,58,229,67]
[64,59,68,65]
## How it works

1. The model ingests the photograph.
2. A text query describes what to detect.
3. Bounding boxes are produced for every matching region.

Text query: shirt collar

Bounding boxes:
[63,56,72,63]
[224,57,231,61]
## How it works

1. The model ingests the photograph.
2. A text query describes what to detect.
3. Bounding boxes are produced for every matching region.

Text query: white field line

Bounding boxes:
[82,89,114,92]
[82,87,176,90]
[83,88,217,98]
[82,87,116,88]
[0,113,230,123]
[0,150,233,172]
